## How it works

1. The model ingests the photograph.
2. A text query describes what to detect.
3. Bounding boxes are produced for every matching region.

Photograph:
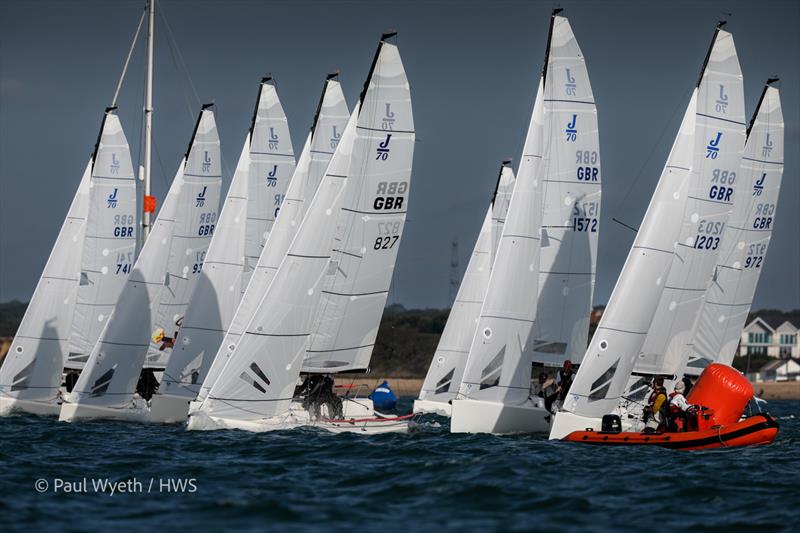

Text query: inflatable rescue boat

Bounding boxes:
[561,364,779,450]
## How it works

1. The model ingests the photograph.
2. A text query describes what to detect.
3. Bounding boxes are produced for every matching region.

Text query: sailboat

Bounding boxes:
[59,106,222,422]
[151,75,347,423]
[414,162,515,416]
[0,109,137,416]
[451,10,601,434]
[188,33,415,434]
[549,22,749,441]
[684,80,784,374]
[191,75,350,410]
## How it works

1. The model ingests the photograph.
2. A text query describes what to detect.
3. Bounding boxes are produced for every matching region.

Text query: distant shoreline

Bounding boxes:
[338,377,800,401]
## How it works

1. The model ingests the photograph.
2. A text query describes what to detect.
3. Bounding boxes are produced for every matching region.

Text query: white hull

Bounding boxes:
[149,393,193,423]
[187,397,410,434]
[0,396,61,417]
[548,410,602,440]
[59,399,148,423]
[450,397,550,434]
[412,398,452,417]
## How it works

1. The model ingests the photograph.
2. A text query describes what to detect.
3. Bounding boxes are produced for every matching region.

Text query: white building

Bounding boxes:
[738,317,799,359]
[756,358,800,382]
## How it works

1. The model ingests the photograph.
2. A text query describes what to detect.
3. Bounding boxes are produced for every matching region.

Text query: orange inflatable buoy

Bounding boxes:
[686,363,753,426]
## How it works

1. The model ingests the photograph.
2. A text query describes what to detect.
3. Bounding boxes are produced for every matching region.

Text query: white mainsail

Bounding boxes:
[458,13,593,408]
[66,113,139,369]
[552,24,744,436]
[60,107,222,419]
[153,80,301,412]
[196,37,413,424]
[0,110,136,414]
[687,82,784,373]
[242,78,296,293]
[302,53,415,374]
[531,19,601,366]
[415,164,514,413]
[196,77,350,403]
[632,28,745,381]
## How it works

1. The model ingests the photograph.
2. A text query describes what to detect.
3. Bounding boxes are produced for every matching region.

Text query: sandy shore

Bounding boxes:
[752,380,800,401]
[337,376,800,401]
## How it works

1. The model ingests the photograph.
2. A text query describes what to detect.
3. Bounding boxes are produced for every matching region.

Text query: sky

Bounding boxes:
[0,0,798,311]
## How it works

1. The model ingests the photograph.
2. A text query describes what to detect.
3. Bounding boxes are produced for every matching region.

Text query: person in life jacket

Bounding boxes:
[534,372,558,412]
[668,379,696,432]
[555,360,575,402]
[644,376,668,433]
[369,380,397,413]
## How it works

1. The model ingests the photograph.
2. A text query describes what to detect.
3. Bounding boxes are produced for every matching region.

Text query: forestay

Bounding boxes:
[66,113,139,369]
[66,108,221,409]
[417,164,514,407]
[562,25,743,419]
[633,27,745,380]
[196,77,349,402]
[200,39,413,421]
[0,162,93,404]
[532,15,601,367]
[302,46,415,374]
[687,83,783,373]
[159,81,297,399]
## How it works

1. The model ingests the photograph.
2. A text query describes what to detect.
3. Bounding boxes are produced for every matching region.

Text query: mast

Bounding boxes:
[142,0,155,244]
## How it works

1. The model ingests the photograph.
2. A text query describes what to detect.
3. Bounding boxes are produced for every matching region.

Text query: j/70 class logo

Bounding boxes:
[110,153,120,175]
[715,85,728,114]
[565,68,577,96]
[376,134,392,160]
[266,165,277,187]
[201,151,212,173]
[752,173,766,197]
[565,115,577,142]
[330,125,341,150]
[382,103,395,131]
[268,127,279,150]
[706,132,722,159]
[107,188,118,208]
[196,186,207,208]
[762,133,773,158]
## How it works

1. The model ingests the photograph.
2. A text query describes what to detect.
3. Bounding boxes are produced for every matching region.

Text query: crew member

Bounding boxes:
[644,376,668,433]
[555,360,575,403]
[668,380,695,432]
[534,372,558,411]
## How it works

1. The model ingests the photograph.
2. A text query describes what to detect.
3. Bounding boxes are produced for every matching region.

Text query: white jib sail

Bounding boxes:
[199,40,411,422]
[417,164,515,408]
[158,80,297,400]
[531,19,601,367]
[0,162,92,407]
[66,113,139,369]
[196,77,349,402]
[302,48,415,374]
[633,29,745,381]
[686,83,783,373]
[66,108,222,409]
[457,71,544,405]
[561,26,743,421]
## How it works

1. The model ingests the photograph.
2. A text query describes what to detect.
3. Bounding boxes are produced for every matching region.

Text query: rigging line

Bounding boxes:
[158,4,201,110]
[111,8,146,108]
[611,84,694,216]
[159,14,195,124]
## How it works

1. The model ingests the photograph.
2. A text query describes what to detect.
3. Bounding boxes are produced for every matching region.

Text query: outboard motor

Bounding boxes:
[601,414,622,433]
[369,380,397,412]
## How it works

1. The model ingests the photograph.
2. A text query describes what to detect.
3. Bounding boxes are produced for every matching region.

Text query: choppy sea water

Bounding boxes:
[1,399,797,532]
